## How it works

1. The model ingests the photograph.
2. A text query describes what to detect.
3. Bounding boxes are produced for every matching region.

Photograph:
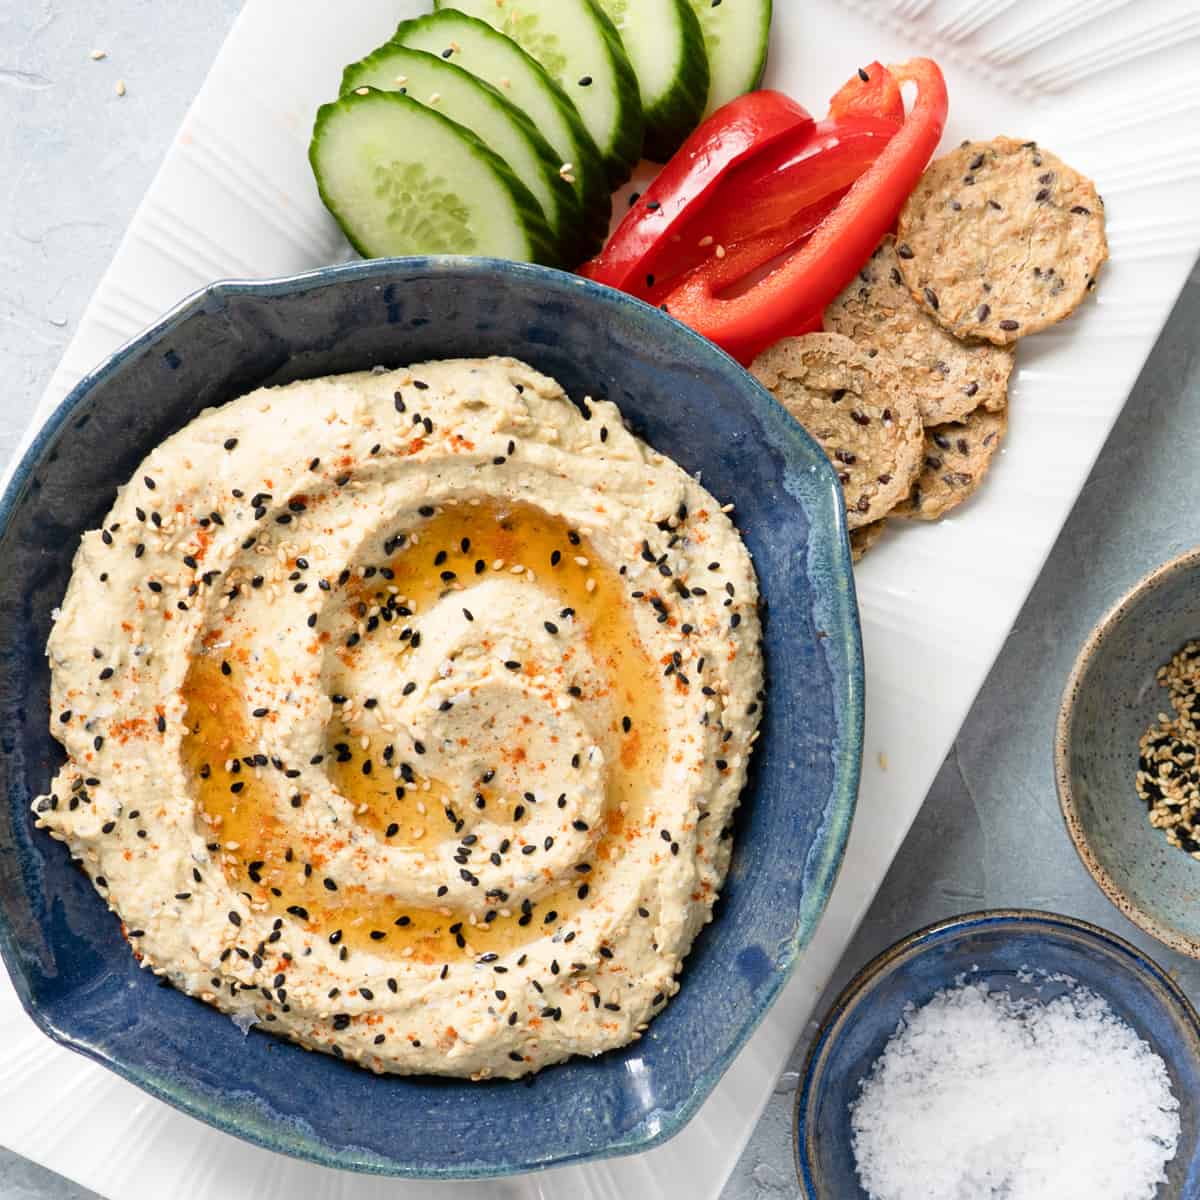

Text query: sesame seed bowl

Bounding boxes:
[794,910,1200,1198]
[0,257,862,1177]
[1057,548,1200,959]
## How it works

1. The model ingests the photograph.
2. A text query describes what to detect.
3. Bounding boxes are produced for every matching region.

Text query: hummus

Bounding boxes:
[33,357,763,1078]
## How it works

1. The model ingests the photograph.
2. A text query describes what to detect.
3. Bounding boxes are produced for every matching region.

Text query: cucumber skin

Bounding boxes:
[638,0,710,163]
[340,44,583,266]
[434,0,643,191]
[581,0,645,187]
[392,11,611,263]
[309,89,559,267]
[690,0,773,114]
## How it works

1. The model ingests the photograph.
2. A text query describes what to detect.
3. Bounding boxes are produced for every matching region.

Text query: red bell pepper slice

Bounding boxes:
[827,61,904,125]
[645,188,849,306]
[662,58,949,365]
[617,117,895,305]
[700,115,899,253]
[577,90,814,292]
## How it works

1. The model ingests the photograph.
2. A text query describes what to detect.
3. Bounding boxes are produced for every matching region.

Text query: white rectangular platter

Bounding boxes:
[3,1,1200,1198]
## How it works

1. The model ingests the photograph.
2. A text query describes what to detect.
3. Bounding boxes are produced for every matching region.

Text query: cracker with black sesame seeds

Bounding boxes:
[750,332,923,529]
[850,519,887,563]
[895,137,1107,345]
[893,404,1007,521]
[824,235,1014,425]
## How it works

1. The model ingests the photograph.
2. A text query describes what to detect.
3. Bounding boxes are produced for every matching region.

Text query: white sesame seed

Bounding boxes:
[90,48,106,60]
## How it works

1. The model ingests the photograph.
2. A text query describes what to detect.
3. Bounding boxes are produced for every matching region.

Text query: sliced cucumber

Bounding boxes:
[310,89,557,265]
[435,0,643,189]
[393,10,610,261]
[687,0,772,115]
[595,0,709,162]
[341,45,580,264]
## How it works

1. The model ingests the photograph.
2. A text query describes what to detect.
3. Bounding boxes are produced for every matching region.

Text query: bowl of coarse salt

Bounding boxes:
[795,910,1200,1200]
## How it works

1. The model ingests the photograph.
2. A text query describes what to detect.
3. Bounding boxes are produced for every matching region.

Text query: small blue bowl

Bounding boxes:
[795,910,1200,1197]
[0,258,862,1177]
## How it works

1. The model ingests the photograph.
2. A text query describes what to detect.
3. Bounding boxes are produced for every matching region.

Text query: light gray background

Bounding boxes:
[3,4,1200,1198]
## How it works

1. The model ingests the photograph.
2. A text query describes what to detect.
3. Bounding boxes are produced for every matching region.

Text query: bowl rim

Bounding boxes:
[1054,546,1200,960]
[791,907,1200,1198]
[0,255,865,1178]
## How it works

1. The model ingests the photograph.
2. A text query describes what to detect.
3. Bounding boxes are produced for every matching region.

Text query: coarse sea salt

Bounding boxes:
[850,975,1180,1200]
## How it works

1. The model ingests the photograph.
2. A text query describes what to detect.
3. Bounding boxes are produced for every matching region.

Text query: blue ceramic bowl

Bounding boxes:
[1057,550,1200,959]
[795,910,1200,1197]
[0,258,862,1177]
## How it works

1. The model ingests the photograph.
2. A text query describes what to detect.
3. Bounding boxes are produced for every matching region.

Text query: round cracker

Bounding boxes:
[892,404,1007,521]
[824,235,1014,425]
[751,332,923,529]
[850,519,887,563]
[896,137,1107,345]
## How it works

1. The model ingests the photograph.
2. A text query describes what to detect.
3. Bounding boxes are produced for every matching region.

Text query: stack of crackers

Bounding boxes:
[751,136,1108,561]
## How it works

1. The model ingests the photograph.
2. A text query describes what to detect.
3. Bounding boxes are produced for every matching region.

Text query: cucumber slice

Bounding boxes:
[595,0,709,162]
[435,0,643,189]
[341,45,580,264]
[687,0,772,115]
[394,10,610,261]
[310,89,557,265]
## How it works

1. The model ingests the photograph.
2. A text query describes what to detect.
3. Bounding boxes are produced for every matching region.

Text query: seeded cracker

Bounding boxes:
[751,333,922,529]
[825,236,1013,425]
[895,137,1107,345]
[893,404,1007,521]
[850,520,887,562]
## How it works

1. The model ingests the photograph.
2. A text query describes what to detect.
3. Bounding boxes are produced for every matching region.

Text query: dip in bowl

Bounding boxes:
[0,258,862,1177]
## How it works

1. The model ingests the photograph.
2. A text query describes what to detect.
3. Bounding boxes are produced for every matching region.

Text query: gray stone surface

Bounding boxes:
[2,3,1200,1199]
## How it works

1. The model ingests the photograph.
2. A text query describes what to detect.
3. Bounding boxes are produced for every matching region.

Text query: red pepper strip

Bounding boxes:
[647,188,848,307]
[827,62,904,125]
[662,58,948,365]
[697,116,898,256]
[622,118,894,305]
[577,90,814,292]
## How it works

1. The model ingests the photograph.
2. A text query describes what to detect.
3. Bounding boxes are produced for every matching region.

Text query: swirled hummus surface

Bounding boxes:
[34,357,763,1078]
